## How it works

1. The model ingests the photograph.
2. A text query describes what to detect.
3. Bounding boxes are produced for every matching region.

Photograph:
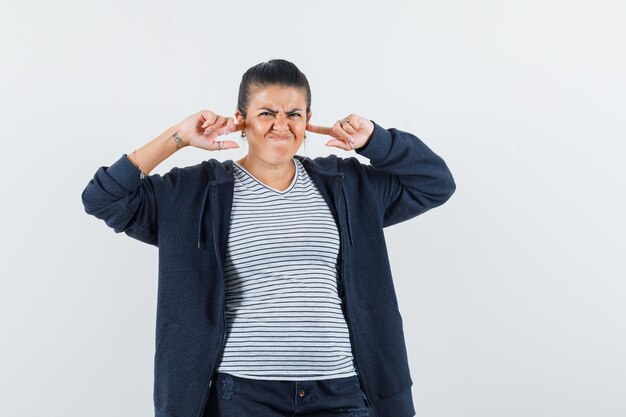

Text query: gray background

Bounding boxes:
[1,0,624,416]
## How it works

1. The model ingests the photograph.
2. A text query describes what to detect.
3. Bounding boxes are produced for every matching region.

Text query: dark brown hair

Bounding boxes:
[237,59,311,119]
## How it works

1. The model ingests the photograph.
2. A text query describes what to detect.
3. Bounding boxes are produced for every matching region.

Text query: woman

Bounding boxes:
[82,59,456,417]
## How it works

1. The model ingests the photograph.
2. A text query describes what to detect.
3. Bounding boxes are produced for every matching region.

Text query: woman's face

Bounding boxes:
[235,84,311,166]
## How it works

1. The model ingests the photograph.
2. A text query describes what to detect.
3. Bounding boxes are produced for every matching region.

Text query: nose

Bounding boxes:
[273,114,290,131]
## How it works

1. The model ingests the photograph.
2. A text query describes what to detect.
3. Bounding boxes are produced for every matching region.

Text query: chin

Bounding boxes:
[255,149,296,163]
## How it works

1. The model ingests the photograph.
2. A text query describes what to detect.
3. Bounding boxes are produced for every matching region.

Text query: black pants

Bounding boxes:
[207,371,374,417]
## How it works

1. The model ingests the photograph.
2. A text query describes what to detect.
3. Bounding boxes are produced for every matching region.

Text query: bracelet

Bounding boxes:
[132,150,147,179]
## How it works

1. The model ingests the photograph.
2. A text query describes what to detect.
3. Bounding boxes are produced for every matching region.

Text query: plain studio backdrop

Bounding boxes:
[1,0,624,416]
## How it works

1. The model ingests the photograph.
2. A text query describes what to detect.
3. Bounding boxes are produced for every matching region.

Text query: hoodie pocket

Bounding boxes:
[354,303,413,400]
[153,325,215,414]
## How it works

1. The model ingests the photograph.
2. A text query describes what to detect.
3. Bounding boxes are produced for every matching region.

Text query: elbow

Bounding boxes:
[445,174,456,200]
[81,184,93,214]
[441,160,457,199]
[81,182,99,216]
[81,180,112,218]
[433,171,456,207]
[431,155,456,205]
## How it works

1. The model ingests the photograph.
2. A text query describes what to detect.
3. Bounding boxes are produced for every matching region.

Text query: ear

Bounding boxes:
[306,111,312,123]
[234,109,245,125]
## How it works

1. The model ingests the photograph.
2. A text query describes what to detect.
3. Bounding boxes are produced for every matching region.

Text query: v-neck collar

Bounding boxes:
[233,158,298,195]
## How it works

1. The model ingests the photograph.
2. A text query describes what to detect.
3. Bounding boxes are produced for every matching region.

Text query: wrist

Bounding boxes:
[356,121,375,150]
[169,125,189,149]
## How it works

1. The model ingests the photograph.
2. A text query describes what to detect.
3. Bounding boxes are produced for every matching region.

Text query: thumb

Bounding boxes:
[325,139,351,151]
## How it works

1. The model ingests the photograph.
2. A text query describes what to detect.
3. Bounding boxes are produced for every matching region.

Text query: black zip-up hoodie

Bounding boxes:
[81,120,456,417]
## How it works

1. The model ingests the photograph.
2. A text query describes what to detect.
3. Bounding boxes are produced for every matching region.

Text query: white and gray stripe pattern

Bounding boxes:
[214,157,357,381]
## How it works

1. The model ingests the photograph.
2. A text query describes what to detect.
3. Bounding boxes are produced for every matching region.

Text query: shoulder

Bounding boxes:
[295,153,366,177]
[156,158,229,180]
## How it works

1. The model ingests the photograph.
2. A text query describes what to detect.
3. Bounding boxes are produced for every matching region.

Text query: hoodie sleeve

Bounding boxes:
[81,154,179,246]
[354,120,456,228]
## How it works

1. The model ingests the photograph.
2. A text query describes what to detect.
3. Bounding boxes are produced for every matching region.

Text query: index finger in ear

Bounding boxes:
[229,119,245,132]
[223,117,235,132]
[306,123,333,136]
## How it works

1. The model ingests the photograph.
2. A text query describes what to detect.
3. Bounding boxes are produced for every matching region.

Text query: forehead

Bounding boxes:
[249,85,307,109]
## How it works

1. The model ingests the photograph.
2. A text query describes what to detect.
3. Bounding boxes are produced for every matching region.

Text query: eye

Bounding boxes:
[259,112,301,118]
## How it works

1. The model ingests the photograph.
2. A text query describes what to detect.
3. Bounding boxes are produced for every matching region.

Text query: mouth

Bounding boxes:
[268,135,292,140]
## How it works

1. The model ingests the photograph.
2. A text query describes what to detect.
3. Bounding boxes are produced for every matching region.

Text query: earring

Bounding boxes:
[241,131,246,138]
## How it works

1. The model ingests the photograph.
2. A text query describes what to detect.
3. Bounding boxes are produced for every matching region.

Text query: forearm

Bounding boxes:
[127,124,187,175]
[355,121,456,226]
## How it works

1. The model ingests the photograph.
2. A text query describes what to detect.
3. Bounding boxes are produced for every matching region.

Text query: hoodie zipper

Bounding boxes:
[337,175,378,416]
[198,185,228,417]
[341,186,354,246]
[203,298,227,416]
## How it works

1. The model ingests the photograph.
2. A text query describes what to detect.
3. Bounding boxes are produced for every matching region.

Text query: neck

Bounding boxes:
[236,155,296,191]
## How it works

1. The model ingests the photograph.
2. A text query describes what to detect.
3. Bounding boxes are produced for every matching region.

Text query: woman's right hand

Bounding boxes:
[176,110,244,151]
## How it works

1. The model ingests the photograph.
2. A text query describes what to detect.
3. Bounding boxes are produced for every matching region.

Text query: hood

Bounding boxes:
[196,154,354,250]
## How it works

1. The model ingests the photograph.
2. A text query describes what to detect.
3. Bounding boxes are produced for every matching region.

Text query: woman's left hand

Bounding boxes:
[306,114,374,151]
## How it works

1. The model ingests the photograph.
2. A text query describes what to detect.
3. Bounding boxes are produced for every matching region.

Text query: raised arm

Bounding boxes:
[354,120,456,227]
[307,115,456,228]
[81,110,243,245]
[80,124,185,246]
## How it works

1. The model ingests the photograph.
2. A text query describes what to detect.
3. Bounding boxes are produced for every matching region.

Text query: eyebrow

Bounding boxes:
[256,107,304,113]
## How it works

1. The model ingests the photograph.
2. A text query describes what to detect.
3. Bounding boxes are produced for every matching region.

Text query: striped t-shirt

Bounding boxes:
[213,157,357,381]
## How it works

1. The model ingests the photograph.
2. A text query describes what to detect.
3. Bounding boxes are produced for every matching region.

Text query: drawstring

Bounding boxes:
[341,185,354,246]
[198,161,219,249]
[197,184,212,249]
